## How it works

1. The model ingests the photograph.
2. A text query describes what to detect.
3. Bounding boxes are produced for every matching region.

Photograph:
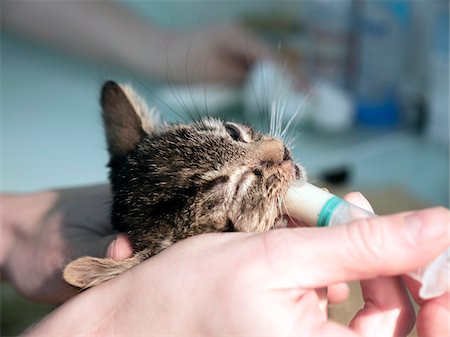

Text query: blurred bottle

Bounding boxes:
[424,3,449,145]
[354,1,411,128]
[304,0,354,88]
[301,0,356,133]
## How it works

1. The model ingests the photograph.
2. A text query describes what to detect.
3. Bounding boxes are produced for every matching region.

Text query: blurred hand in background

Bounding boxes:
[2,1,273,85]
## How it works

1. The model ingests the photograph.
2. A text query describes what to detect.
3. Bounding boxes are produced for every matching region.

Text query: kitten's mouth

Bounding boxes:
[273,214,289,229]
[273,214,309,229]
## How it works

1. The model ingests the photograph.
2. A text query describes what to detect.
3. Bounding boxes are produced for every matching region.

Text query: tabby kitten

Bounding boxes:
[64,81,305,288]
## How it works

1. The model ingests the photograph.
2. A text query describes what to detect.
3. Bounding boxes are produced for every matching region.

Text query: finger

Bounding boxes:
[86,233,117,258]
[259,207,450,287]
[343,191,374,213]
[350,277,415,337]
[344,193,415,336]
[341,192,417,227]
[105,233,133,260]
[416,292,450,337]
[327,282,350,304]
[404,275,450,337]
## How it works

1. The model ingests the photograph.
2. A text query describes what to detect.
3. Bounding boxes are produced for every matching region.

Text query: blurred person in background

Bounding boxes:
[3,1,274,85]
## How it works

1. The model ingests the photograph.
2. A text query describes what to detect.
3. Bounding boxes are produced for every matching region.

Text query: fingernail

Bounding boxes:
[355,191,373,212]
[406,213,446,244]
[107,238,117,259]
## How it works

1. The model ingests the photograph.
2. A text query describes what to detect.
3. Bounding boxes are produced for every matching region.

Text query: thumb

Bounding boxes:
[264,207,450,288]
[105,233,133,260]
[343,191,374,212]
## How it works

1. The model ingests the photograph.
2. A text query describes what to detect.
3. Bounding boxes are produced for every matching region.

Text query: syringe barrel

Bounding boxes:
[284,180,374,227]
[318,196,374,227]
[284,181,450,299]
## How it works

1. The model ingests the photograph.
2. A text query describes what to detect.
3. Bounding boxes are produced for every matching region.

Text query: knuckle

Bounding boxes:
[345,218,387,268]
[433,206,450,218]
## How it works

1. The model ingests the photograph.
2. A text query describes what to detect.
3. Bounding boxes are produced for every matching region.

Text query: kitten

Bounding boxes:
[63,81,305,288]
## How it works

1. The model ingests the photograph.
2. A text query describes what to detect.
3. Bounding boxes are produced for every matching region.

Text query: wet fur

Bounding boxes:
[64,81,304,288]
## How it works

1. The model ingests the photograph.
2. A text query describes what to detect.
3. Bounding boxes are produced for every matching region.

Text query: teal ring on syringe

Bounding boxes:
[317,196,345,227]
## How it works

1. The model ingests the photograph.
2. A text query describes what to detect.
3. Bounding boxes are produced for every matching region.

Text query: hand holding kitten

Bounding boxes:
[0,185,131,303]
[20,193,450,336]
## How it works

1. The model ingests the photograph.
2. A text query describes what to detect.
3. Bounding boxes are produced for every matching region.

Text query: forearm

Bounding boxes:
[2,1,167,79]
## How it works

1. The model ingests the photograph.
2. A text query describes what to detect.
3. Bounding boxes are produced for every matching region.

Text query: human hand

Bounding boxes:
[26,200,449,336]
[343,192,416,336]
[404,274,450,336]
[153,23,275,84]
[0,185,132,303]
[345,193,450,337]
[346,194,450,337]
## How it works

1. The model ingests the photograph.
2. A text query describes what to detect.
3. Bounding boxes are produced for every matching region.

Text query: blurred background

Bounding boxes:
[1,1,449,335]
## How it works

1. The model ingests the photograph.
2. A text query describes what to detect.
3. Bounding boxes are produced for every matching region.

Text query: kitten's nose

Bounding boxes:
[255,139,285,164]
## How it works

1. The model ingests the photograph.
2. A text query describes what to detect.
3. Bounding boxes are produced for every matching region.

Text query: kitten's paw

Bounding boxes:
[63,255,139,289]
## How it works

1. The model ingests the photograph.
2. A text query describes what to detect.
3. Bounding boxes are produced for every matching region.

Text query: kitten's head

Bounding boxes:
[101,81,305,249]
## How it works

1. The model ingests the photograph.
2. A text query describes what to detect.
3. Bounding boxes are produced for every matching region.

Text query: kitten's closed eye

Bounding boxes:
[225,123,243,141]
[224,122,254,143]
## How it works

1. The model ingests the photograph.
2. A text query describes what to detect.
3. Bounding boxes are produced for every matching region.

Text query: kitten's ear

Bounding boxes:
[101,81,157,157]
[63,255,140,289]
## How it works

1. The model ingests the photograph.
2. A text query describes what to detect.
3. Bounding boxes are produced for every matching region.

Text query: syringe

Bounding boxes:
[284,180,450,299]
